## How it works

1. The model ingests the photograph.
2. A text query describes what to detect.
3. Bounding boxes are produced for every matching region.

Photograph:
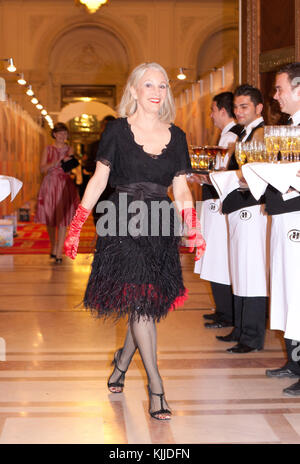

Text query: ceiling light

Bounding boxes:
[26,85,34,96]
[177,68,187,80]
[17,73,27,85]
[7,58,16,72]
[36,103,43,110]
[77,0,108,14]
[41,109,47,116]
[31,97,38,105]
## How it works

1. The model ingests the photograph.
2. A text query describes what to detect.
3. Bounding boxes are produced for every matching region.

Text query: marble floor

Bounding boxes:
[0,253,299,445]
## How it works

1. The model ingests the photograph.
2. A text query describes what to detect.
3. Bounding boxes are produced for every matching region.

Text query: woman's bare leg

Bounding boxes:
[47,226,57,256]
[56,226,67,259]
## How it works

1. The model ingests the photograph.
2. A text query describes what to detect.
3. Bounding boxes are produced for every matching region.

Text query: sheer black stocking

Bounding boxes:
[108,316,171,418]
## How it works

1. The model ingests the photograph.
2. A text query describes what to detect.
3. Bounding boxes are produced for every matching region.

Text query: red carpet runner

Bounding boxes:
[0,216,97,255]
[0,216,190,255]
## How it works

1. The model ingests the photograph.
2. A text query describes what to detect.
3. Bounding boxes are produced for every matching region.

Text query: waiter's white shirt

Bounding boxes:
[290,110,300,126]
[194,122,237,284]
[241,117,264,142]
[219,121,239,146]
[215,121,238,170]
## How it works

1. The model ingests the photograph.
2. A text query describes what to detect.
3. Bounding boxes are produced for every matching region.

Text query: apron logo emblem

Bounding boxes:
[209,202,219,213]
[239,210,252,221]
[288,229,300,242]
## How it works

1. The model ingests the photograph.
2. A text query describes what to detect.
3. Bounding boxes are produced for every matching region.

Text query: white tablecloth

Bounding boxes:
[209,169,246,202]
[0,175,23,203]
[242,162,300,200]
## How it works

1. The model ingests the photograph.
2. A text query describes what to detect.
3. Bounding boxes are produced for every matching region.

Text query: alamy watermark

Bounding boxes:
[0,337,6,361]
[95,194,202,238]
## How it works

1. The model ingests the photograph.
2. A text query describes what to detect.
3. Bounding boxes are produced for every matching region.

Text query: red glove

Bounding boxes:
[181,207,206,261]
[64,204,91,259]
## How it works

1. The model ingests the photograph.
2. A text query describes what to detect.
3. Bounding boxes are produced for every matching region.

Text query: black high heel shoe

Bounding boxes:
[55,257,62,264]
[50,254,56,259]
[107,348,127,393]
[147,385,172,421]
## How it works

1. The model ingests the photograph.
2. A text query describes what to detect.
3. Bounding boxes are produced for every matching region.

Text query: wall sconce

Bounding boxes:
[17,73,27,85]
[177,67,187,80]
[26,85,34,96]
[209,72,214,93]
[0,77,6,101]
[198,79,204,96]
[185,89,190,105]
[218,66,225,88]
[0,58,17,72]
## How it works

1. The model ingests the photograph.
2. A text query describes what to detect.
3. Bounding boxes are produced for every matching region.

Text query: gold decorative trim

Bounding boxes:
[246,0,260,86]
[259,46,295,73]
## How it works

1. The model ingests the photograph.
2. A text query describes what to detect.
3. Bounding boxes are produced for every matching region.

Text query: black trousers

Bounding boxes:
[210,282,234,324]
[231,295,268,349]
[284,338,300,374]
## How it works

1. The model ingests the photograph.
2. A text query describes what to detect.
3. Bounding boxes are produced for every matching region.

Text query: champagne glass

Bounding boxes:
[264,125,280,162]
[246,141,255,163]
[235,142,247,167]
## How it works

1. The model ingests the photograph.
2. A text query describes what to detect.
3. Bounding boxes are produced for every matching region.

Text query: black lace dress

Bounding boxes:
[84,117,191,322]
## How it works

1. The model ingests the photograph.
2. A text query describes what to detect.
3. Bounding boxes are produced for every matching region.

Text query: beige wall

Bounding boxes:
[175,59,236,146]
[0,0,238,125]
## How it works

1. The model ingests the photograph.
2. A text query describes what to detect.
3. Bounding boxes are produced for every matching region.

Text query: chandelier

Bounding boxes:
[76,0,108,14]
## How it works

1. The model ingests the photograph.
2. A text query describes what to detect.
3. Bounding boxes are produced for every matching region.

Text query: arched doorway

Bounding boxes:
[58,100,116,143]
[57,100,116,197]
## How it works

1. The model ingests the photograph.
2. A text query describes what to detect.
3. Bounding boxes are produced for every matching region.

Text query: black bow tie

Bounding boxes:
[239,129,246,140]
[287,117,293,126]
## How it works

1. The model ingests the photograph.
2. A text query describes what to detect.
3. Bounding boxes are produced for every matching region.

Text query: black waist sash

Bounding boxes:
[115,182,169,239]
[116,182,168,201]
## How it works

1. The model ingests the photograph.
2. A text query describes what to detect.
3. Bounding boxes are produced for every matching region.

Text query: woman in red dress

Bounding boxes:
[35,123,79,263]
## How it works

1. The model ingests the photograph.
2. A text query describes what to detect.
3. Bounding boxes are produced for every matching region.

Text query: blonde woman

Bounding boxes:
[64,63,205,420]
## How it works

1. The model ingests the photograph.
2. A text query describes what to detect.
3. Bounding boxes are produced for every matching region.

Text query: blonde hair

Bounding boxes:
[118,62,176,123]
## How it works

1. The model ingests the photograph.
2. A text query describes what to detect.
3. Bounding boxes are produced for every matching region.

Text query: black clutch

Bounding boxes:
[61,156,79,173]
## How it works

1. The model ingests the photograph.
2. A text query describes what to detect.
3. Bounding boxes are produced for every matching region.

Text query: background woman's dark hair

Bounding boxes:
[51,122,69,139]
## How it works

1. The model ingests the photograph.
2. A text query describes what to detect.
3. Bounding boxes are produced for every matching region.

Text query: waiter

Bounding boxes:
[215,84,269,353]
[194,92,242,329]
[264,63,300,396]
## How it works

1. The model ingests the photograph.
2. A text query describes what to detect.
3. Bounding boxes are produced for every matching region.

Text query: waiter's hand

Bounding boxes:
[239,175,248,187]
[187,174,211,185]
[63,155,72,162]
